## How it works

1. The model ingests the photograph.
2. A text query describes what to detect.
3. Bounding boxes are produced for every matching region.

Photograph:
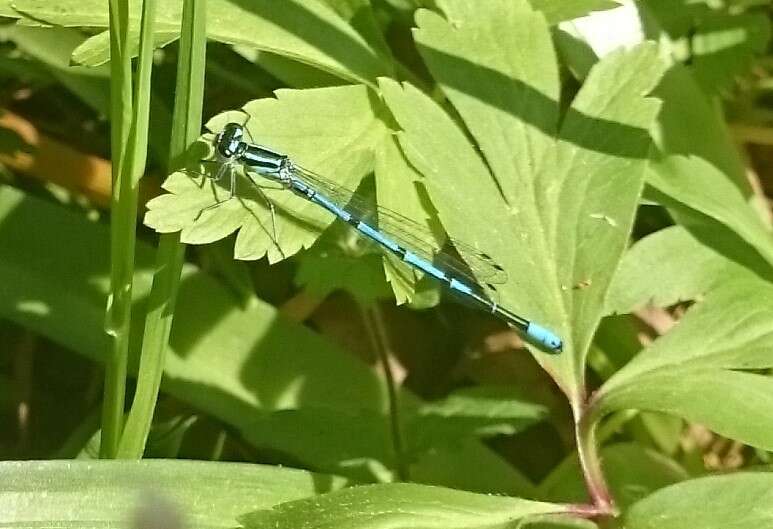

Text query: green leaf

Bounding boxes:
[146,84,444,306]
[597,369,773,450]
[691,12,771,93]
[383,0,667,400]
[0,459,345,529]
[596,265,773,449]
[603,275,773,391]
[374,134,435,304]
[408,386,546,452]
[605,226,751,315]
[237,407,395,482]
[73,28,179,71]
[647,155,773,268]
[295,240,393,306]
[527,0,620,25]
[239,482,565,529]
[0,185,529,492]
[144,85,384,263]
[651,65,745,182]
[10,0,391,85]
[624,473,773,529]
[643,1,770,94]
[409,438,537,496]
[234,46,346,89]
[320,0,393,63]
[116,0,207,459]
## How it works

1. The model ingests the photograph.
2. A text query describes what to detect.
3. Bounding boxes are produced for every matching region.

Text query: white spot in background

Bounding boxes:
[560,1,644,57]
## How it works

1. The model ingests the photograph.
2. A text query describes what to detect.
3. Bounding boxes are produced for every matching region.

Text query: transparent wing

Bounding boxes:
[288,163,508,290]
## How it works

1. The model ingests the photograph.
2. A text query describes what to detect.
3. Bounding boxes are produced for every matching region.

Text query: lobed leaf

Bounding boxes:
[145,85,384,263]
[383,0,667,401]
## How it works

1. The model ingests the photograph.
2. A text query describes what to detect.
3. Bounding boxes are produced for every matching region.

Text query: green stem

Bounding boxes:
[576,405,616,516]
[361,304,409,481]
[117,0,207,458]
[101,0,134,459]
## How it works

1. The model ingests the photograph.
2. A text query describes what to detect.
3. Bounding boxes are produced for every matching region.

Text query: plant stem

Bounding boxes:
[361,303,409,481]
[101,0,133,459]
[575,406,616,516]
[117,0,207,458]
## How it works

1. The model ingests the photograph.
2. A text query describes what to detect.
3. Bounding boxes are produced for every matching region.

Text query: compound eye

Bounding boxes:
[216,123,245,158]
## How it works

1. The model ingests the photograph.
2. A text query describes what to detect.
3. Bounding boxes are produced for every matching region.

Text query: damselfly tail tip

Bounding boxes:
[525,322,563,353]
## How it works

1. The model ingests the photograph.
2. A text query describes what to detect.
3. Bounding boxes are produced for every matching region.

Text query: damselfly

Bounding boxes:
[197,122,563,352]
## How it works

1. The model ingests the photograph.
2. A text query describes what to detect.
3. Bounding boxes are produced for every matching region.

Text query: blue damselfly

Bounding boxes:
[198,122,563,352]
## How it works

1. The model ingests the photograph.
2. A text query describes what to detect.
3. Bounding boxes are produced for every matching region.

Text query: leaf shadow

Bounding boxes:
[225,0,390,83]
[415,44,653,160]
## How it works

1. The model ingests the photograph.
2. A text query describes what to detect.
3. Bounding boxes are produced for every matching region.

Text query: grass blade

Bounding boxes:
[118,0,207,458]
[102,0,133,459]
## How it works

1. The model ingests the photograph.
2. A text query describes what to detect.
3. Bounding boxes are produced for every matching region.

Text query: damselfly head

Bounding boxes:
[215,122,245,159]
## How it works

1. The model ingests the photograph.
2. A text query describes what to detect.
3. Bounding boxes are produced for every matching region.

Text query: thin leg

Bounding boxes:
[227,163,236,199]
[194,164,234,221]
[244,171,285,259]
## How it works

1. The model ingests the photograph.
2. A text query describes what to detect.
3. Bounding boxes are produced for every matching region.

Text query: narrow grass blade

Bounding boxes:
[118,0,207,459]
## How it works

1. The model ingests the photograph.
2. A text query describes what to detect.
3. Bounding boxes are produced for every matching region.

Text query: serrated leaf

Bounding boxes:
[0,459,345,529]
[144,85,384,263]
[239,483,565,529]
[624,473,773,529]
[10,0,390,84]
[382,0,667,400]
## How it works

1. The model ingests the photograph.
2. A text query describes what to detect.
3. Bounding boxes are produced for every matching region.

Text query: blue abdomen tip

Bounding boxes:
[526,322,563,353]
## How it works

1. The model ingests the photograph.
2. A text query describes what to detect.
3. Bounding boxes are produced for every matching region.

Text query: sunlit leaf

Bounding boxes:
[10,0,391,85]
[0,459,345,529]
[240,482,565,529]
[383,0,667,401]
[144,85,383,263]
[625,473,773,529]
